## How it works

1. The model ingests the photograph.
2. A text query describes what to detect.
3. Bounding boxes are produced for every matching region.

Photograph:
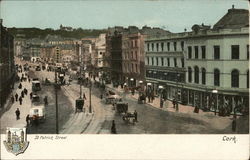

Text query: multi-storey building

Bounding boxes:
[0,19,15,108]
[145,7,249,114]
[122,26,170,87]
[93,33,106,77]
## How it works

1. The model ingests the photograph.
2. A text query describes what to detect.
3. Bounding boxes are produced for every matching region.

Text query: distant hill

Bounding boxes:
[7,27,107,39]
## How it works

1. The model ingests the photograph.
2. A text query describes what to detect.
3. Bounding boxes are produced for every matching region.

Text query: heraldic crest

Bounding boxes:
[3,128,29,156]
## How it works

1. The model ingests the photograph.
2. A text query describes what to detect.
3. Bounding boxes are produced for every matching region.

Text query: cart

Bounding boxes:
[105,95,122,104]
[75,98,84,112]
[115,102,128,114]
[122,112,136,124]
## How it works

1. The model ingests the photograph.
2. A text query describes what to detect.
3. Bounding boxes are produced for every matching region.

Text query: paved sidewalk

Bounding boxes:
[105,84,217,117]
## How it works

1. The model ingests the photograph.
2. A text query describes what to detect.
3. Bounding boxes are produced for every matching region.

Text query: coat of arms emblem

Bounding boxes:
[3,128,29,156]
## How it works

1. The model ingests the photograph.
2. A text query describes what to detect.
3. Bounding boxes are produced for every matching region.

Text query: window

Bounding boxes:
[131,63,134,72]
[174,42,177,51]
[161,57,164,66]
[135,40,137,47]
[156,43,159,51]
[201,46,206,59]
[161,42,164,51]
[231,45,239,59]
[181,58,184,68]
[147,57,149,65]
[195,46,199,59]
[188,46,192,59]
[167,42,170,51]
[151,43,154,51]
[167,58,170,66]
[135,64,138,73]
[147,43,150,51]
[156,57,158,66]
[174,58,177,67]
[152,57,154,65]
[131,51,133,59]
[247,70,249,88]
[214,46,220,59]
[214,69,220,86]
[181,41,184,51]
[194,66,199,84]
[247,45,249,60]
[231,69,239,88]
[188,67,192,83]
[202,68,206,85]
[135,51,137,60]
[99,52,102,55]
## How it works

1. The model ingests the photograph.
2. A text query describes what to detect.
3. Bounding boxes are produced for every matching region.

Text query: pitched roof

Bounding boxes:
[213,8,249,29]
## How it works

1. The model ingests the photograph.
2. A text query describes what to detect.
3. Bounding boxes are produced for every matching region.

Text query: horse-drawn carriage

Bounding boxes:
[122,112,137,124]
[115,102,137,124]
[75,98,84,112]
[105,94,122,104]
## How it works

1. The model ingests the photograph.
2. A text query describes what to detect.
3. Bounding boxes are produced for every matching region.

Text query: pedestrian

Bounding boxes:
[172,99,176,108]
[30,92,33,99]
[111,120,117,134]
[44,96,48,105]
[11,95,15,103]
[24,88,28,95]
[28,78,31,83]
[15,108,20,120]
[19,97,23,105]
[134,110,138,122]
[83,93,86,100]
[15,93,18,101]
[21,91,24,98]
[160,98,164,108]
[18,83,22,89]
[26,114,30,126]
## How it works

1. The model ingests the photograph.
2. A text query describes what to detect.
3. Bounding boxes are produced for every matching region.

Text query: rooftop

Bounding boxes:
[213,6,249,29]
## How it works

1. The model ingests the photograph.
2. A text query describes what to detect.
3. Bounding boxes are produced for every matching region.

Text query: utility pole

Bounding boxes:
[79,45,82,98]
[89,52,92,113]
[55,46,59,134]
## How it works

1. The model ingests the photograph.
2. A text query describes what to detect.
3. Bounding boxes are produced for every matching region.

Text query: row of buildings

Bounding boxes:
[0,19,15,108]
[103,7,249,113]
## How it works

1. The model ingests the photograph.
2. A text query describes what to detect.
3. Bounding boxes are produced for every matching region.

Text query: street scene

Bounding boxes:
[0,1,249,135]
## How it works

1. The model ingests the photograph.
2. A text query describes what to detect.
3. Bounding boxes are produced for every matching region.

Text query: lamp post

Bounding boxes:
[55,46,59,134]
[89,80,92,113]
[212,89,218,115]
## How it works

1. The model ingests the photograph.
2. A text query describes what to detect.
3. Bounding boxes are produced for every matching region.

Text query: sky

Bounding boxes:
[0,0,248,33]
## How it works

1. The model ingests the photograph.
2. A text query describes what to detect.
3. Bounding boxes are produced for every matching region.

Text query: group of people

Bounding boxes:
[12,83,29,105]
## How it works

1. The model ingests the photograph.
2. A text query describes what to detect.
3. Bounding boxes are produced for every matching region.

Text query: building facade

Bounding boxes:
[145,7,249,114]
[0,19,15,108]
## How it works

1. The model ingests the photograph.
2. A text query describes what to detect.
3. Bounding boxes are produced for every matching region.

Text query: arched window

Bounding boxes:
[231,69,239,88]
[247,70,249,88]
[202,68,206,85]
[214,69,220,86]
[194,66,199,84]
[188,67,192,83]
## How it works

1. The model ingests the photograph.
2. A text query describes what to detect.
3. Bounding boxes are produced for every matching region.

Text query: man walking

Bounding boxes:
[26,114,30,126]
[160,98,164,108]
[30,92,33,99]
[15,108,20,120]
[19,97,23,105]
[21,91,24,98]
[15,93,18,101]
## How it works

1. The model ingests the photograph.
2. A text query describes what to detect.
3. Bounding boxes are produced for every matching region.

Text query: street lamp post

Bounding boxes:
[212,89,218,115]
